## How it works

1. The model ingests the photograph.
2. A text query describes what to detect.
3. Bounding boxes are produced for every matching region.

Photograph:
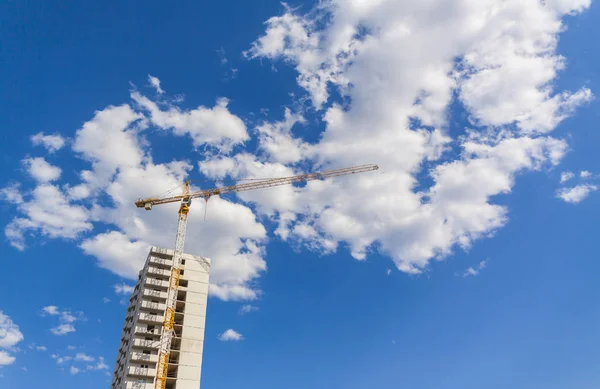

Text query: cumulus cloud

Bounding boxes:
[556,184,598,204]
[0,311,24,366]
[0,0,594,301]
[81,232,149,279]
[41,306,84,336]
[30,132,66,153]
[4,90,266,301]
[51,324,75,336]
[218,329,243,341]
[42,306,60,316]
[23,157,61,182]
[0,184,24,205]
[242,0,590,273]
[131,92,248,152]
[580,170,592,178]
[4,184,92,250]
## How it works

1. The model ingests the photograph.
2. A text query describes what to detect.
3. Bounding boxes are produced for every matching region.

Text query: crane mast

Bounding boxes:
[135,164,378,389]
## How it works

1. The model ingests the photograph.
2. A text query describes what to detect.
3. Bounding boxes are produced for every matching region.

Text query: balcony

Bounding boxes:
[149,255,172,268]
[134,326,162,337]
[147,266,169,278]
[140,300,166,312]
[127,366,156,377]
[124,381,153,389]
[144,277,169,289]
[138,312,164,324]
[143,288,168,300]
[132,338,159,349]
[130,352,158,363]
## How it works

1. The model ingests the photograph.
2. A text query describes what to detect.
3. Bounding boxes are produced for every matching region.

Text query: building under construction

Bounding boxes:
[111,247,210,389]
[110,164,378,389]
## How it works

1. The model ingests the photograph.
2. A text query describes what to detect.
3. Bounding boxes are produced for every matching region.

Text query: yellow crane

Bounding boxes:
[134,163,378,389]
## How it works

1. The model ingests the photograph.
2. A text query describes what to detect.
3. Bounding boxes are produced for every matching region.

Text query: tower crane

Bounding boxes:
[134,163,378,389]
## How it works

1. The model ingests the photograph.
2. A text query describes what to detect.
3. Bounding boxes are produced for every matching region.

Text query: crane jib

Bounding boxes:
[134,163,377,389]
[134,164,378,208]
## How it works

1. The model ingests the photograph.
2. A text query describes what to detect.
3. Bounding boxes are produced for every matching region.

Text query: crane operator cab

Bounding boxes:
[179,196,192,215]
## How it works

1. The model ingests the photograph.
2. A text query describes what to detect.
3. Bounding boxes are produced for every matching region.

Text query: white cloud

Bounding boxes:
[580,170,592,178]
[243,0,589,274]
[0,351,15,366]
[386,269,392,276]
[60,312,78,324]
[560,171,575,183]
[23,157,62,182]
[102,297,110,303]
[131,92,248,152]
[42,306,60,316]
[0,184,24,205]
[51,324,75,336]
[87,357,109,371]
[5,184,92,250]
[556,184,598,204]
[148,74,165,94]
[244,6,336,109]
[81,232,149,279]
[255,108,310,164]
[30,132,66,153]
[67,345,76,351]
[113,283,135,296]
[75,353,94,362]
[239,305,259,315]
[218,329,243,341]
[53,352,107,373]
[545,0,591,14]
[1,0,593,302]
[66,184,91,200]
[72,104,144,191]
[0,311,24,366]
[51,355,73,365]
[42,306,84,336]
[36,345,47,351]
[460,259,488,277]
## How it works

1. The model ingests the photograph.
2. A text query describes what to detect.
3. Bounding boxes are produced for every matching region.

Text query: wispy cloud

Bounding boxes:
[458,260,488,277]
[53,353,108,373]
[148,74,164,94]
[239,305,259,315]
[75,353,94,362]
[114,284,135,295]
[560,171,574,183]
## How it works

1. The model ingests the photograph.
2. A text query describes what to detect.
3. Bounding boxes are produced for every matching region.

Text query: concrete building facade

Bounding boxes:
[111,246,210,389]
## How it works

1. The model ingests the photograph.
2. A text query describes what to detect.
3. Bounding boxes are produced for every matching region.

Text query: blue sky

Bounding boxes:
[1,1,600,388]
